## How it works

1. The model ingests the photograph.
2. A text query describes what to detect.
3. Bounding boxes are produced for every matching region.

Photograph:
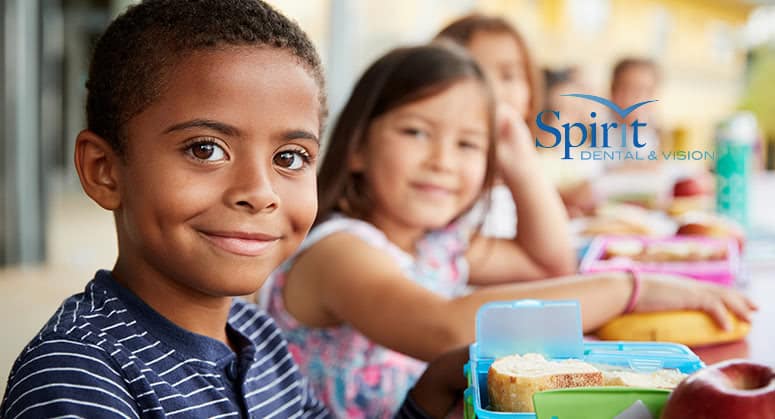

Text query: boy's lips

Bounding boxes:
[198,230,281,257]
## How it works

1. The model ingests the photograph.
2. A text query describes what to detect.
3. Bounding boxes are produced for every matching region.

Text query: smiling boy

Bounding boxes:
[0,1,462,418]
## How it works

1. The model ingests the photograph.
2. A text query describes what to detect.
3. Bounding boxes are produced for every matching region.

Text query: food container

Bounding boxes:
[463,300,704,419]
[578,235,740,286]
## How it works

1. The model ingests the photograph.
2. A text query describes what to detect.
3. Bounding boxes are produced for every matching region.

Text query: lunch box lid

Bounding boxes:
[474,299,584,361]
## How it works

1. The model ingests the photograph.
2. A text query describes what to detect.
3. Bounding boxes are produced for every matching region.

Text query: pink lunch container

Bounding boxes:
[578,235,740,286]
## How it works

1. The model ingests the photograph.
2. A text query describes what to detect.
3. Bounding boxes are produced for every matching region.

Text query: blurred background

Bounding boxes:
[2,0,774,393]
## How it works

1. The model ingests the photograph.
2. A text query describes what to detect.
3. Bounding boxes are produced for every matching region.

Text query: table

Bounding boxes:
[590,172,775,367]
[683,172,775,366]
[693,254,775,367]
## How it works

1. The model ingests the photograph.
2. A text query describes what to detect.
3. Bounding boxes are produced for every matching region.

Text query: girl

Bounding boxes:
[265,43,755,418]
[436,14,600,224]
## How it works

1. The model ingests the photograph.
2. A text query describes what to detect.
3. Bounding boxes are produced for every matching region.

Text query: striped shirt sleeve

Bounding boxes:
[1,337,140,419]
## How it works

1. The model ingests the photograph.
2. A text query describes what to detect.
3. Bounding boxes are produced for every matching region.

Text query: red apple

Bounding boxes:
[673,177,706,197]
[661,359,775,419]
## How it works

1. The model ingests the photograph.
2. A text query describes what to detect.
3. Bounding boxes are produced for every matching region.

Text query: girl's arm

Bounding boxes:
[467,105,576,285]
[283,232,756,362]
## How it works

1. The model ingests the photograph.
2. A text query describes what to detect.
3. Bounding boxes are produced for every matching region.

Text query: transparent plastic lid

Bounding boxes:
[475,300,584,360]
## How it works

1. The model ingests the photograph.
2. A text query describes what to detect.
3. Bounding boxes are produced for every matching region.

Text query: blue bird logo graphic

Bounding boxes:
[561,93,657,119]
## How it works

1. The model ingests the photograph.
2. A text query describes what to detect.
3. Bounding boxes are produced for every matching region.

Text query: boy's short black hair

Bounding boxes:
[86,0,327,154]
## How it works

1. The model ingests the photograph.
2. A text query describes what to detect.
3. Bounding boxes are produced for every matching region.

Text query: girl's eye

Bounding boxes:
[186,141,227,162]
[400,127,429,139]
[459,140,482,150]
[501,68,523,83]
[274,149,311,171]
[501,71,518,82]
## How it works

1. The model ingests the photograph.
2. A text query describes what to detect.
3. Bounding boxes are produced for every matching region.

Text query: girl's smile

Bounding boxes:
[409,181,458,200]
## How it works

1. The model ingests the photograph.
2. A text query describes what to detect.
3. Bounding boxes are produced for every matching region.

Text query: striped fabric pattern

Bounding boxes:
[1,270,333,418]
[1,271,432,419]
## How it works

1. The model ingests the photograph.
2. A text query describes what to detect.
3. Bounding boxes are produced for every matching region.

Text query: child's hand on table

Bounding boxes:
[635,273,757,330]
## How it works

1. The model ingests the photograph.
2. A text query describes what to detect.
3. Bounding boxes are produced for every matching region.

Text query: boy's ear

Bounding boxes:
[73,130,122,210]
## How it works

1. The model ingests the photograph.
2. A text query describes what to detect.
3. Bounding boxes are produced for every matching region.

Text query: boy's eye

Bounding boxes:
[273,149,310,171]
[186,141,227,162]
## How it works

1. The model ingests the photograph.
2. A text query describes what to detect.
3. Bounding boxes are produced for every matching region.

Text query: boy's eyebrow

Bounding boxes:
[162,120,318,144]
[282,130,319,144]
[163,119,240,137]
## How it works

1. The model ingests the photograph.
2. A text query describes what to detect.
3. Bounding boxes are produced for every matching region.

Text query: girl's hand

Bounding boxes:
[495,102,539,178]
[635,273,758,330]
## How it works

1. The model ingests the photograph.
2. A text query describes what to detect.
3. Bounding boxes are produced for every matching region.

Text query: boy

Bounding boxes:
[0,1,464,417]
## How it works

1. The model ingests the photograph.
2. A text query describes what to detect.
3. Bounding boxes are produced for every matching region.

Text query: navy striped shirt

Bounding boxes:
[1,270,430,418]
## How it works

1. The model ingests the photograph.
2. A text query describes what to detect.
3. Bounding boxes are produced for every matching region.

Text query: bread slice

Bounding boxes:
[602,368,687,389]
[603,239,644,260]
[487,353,603,412]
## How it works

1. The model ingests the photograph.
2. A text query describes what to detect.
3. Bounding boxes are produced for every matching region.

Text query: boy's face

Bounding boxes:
[113,47,320,297]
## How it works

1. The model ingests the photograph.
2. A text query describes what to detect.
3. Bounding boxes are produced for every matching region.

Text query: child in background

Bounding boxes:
[265,42,756,418]
[0,1,469,418]
[538,67,603,217]
[608,57,663,170]
[435,14,574,239]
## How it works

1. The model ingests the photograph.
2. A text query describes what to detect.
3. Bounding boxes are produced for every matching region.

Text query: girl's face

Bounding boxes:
[466,31,530,118]
[353,80,489,232]
[114,47,320,297]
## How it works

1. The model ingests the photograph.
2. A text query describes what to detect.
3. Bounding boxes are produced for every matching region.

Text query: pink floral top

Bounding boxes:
[264,214,470,419]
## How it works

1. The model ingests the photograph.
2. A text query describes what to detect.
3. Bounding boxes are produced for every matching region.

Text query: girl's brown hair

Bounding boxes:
[436,13,543,120]
[316,42,497,226]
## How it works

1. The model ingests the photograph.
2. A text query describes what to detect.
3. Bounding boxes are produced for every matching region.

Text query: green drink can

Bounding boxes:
[715,112,757,230]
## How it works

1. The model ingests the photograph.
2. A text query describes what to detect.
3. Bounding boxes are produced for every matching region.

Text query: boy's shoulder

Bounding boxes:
[7,272,134,379]
[6,271,145,380]
[30,272,130,347]
[1,275,141,418]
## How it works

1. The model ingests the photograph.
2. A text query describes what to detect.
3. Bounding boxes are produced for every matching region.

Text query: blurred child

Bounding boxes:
[539,67,603,217]
[611,58,660,127]
[609,57,663,169]
[265,42,756,418]
[435,14,582,244]
[0,1,469,418]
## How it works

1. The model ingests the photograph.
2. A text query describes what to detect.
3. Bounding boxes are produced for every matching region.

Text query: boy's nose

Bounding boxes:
[224,162,279,213]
